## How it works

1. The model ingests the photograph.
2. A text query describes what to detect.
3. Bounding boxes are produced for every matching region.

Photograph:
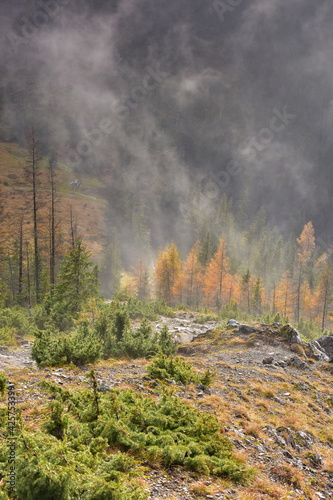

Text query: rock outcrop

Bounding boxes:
[315,334,333,361]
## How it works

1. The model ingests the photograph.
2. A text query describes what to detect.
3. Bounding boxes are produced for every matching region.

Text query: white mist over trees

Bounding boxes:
[0,0,333,325]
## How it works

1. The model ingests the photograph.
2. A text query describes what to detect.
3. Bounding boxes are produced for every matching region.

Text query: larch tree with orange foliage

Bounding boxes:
[301,281,316,322]
[295,221,315,322]
[155,243,182,305]
[181,241,203,308]
[275,271,295,319]
[224,272,240,307]
[203,238,230,310]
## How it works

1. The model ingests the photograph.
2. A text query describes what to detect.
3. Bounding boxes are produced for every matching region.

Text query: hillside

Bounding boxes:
[0,141,108,259]
[1,312,333,499]
[1,2,333,498]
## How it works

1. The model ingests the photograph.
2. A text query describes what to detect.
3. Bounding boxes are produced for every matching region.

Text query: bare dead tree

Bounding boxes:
[48,157,62,292]
[69,204,78,249]
[18,215,24,298]
[24,126,43,303]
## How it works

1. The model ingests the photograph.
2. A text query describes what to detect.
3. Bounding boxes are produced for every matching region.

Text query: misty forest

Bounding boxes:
[1,1,333,500]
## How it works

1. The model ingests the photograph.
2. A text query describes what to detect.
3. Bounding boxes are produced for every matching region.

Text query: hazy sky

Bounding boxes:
[1,0,333,244]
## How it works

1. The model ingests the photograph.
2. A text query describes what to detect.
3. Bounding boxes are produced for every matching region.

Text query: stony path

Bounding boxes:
[0,343,36,370]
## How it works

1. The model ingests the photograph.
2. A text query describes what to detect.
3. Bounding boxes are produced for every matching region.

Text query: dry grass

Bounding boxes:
[238,476,294,499]
[269,464,304,488]
[243,421,265,439]
[188,481,212,497]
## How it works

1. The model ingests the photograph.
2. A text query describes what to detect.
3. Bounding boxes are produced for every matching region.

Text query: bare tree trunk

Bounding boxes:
[69,205,77,249]
[24,126,42,303]
[321,268,331,332]
[272,282,276,315]
[295,262,302,323]
[7,251,15,302]
[26,241,31,308]
[18,216,24,297]
[49,159,57,292]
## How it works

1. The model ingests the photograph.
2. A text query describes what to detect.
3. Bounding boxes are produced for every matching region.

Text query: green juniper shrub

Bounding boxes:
[135,318,152,339]
[112,294,175,320]
[94,310,113,341]
[195,314,217,324]
[0,372,6,396]
[42,400,68,440]
[39,380,71,401]
[98,310,131,358]
[98,316,160,360]
[0,326,16,346]
[0,306,34,337]
[32,313,163,366]
[31,324,101,367]
[35,298,75,332]
[159,324,177,356]
[200,369,216,387]
[31,329,70,367]
[112,310,130,343]
[147,355,215,387]
[70,323,101,366]
[0,380,255,499]
[147,355,200,384]
[0,306,36,346]
[96,389,255,483]
[85,370,100,420]
[218,300,239,320]
[261,312,288,325]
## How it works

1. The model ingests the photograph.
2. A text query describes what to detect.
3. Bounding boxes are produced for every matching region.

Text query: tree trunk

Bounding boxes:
[49,160,56,292]
[18,216,24,297]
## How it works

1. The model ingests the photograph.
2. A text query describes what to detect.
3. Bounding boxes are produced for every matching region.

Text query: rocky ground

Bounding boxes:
[1,315,333,499]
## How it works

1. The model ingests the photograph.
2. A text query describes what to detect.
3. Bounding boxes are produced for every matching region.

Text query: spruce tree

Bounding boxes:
[53,240,98,314]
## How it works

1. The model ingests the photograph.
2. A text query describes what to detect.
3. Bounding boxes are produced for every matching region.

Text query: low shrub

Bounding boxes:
[112,294,175,320]
[147,355,215,386]
[158,324,177,356]
[0,326,16,346]
[32,324,101,367]
[32,315,176,366]
[101,316,161,359]
[0,306,34,340]
[195,315,217,324]
[0,373,255,499]
[0,372,6,396]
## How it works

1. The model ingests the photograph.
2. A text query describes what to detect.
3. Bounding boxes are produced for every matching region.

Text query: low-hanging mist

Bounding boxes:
[1,0,333,261]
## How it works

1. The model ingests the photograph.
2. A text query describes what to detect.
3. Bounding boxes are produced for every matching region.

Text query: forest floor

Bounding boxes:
[1,314,333,499]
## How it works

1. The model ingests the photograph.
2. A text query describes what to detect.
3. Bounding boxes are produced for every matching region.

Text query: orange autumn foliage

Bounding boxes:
[181,241,203,308]
[203,238,231,310]
[275,271,295,319]
[155,243,182,305]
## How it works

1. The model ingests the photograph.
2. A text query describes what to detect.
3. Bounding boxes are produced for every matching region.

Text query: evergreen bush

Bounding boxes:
[0,376,255,499]
[147,355,215,386]
[0,372,6,396]
[32,325,101,367]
